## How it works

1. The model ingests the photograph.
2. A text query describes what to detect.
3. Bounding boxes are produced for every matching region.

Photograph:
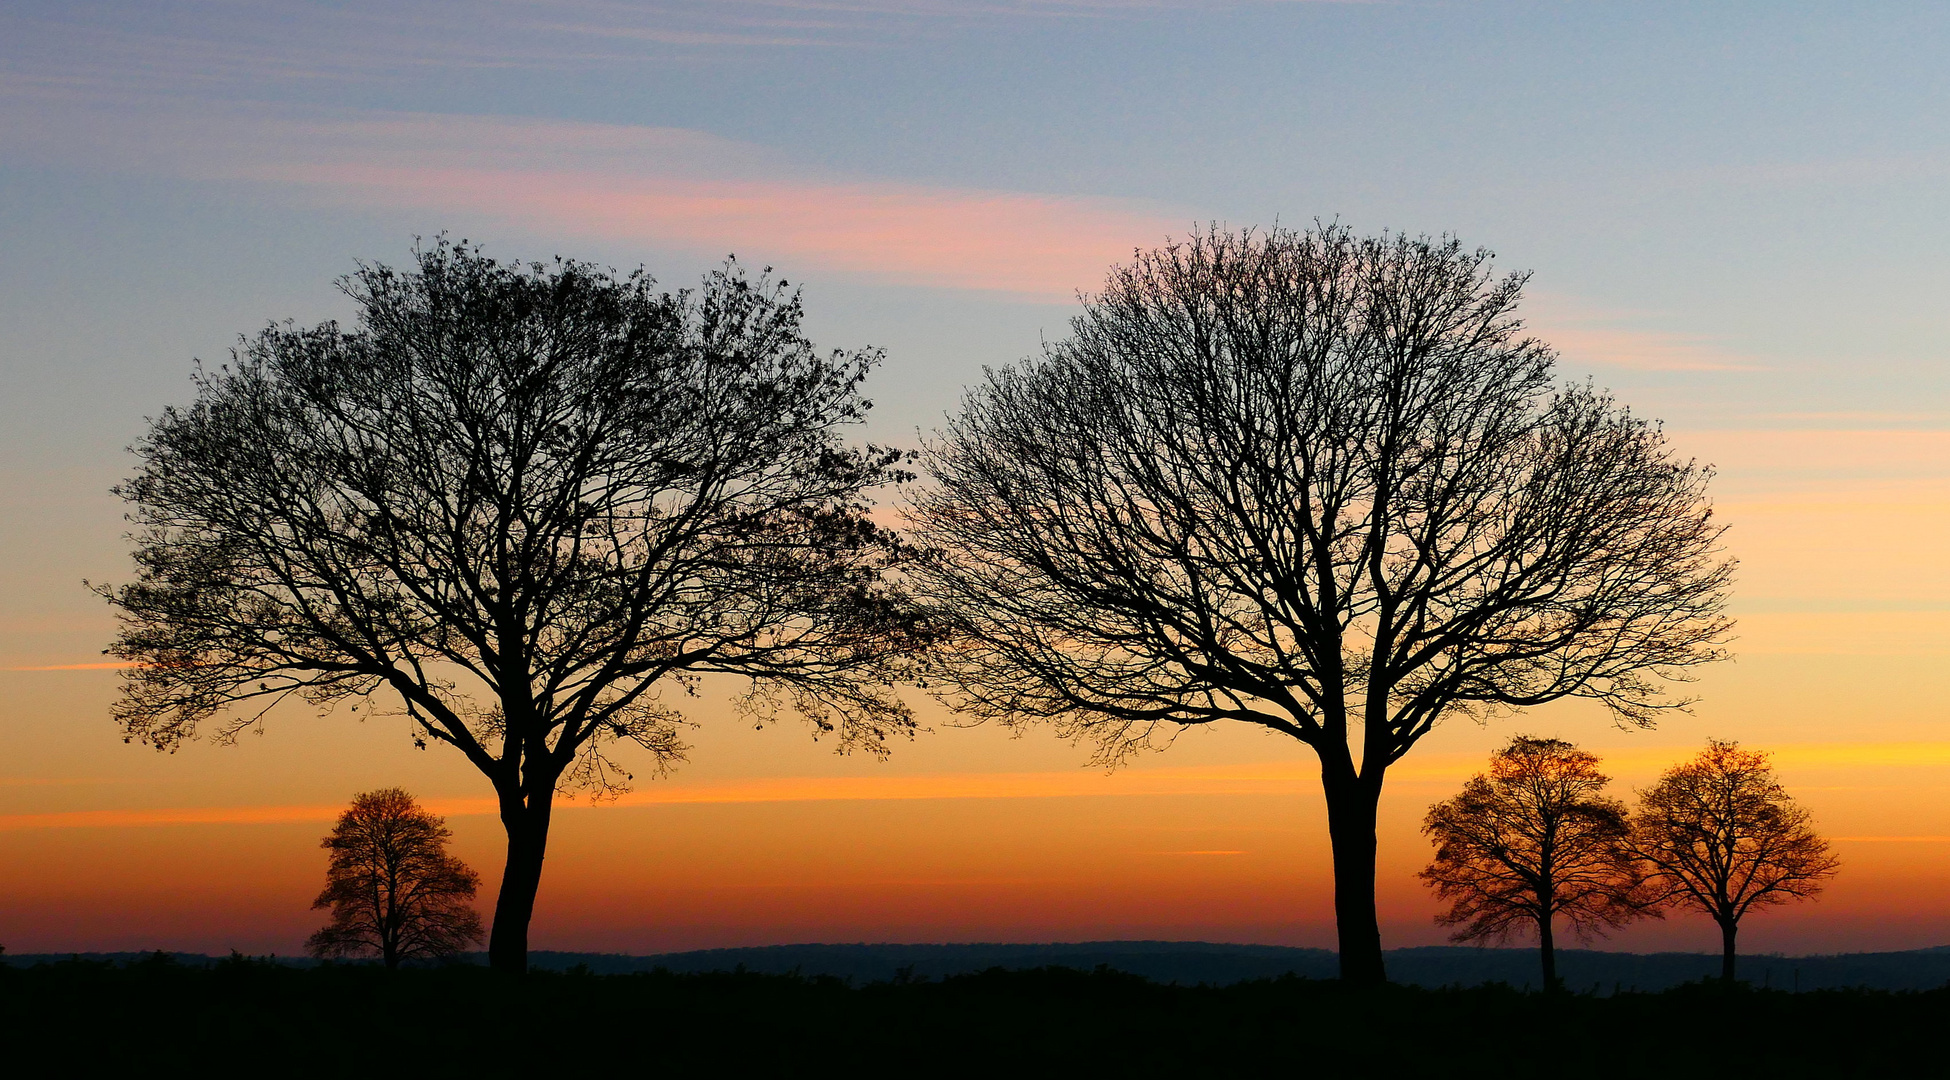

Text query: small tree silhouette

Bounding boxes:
[1420,736,1645,989]
[1633,740,1838,982]
[306,789,484,968]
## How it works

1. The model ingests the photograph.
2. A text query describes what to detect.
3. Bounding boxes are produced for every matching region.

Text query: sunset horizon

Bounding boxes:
[4,3,1946,984]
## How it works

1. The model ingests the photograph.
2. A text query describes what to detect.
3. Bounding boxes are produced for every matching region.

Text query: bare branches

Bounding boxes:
[1632,739,1839,980]
[305,789,483,968]
[1423,737,1838,986]
[103,238,932,971]
[1420,737,1647,987]
[908,224,1733,982]
[909,225,1734,774]
[105,240,925,795]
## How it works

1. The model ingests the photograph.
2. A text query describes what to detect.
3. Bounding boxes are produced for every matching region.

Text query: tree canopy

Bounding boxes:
[104,239,928,971]
[1634,740,1838,981]
[908,224,1734,983]
[1420,736,1646,988]
[307,788,483,968]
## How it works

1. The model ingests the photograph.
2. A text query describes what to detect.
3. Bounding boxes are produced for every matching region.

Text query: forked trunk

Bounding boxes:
[1720,919,1738,983]
[488,788,555,975]
[1323,773,1386,986]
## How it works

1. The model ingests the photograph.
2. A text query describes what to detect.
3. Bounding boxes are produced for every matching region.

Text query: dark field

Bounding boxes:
[2,953,1941,1077]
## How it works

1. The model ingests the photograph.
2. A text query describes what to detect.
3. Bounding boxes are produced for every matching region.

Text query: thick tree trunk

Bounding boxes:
[1323,775,1386,986]
[1539,913,1556,991]
[1720,920,1738,983]
[488,788,555,975]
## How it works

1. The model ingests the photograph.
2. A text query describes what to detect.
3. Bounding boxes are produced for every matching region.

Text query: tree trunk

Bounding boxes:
[1720,919,1738,983]
[1323,774,1386,986]
[381,885,400,970]
[487,788,555,975]
[1539,912,1556,992]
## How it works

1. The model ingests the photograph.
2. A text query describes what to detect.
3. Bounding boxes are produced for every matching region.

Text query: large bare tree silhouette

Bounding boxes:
[102,240,927,973]
[909,225,1734,984]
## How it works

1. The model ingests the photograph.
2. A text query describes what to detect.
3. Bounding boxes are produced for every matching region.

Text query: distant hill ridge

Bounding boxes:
[11,941,1950,992]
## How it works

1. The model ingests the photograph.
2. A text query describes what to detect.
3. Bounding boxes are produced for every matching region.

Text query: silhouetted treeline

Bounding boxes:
[536,942,1950,993]
[14,943,1950,993]
[1,953,1940,1076]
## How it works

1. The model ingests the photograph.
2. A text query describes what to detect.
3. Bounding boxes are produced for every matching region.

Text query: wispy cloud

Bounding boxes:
[1748,411,1950,426]
[0,776,138,787]
[1541,324,1765,373]
[1525,296,1765,373]
[1680,429,1950,483]
[2,1,1354,93]
[1832,836,1950,843]
[1680,155,1950,192]
[0,763,1306,831]
[11,742,1948,831]
[0,803,362,832]
[281,161,1175,297]
[5,101,1185,298]
[584,762,1318,806]
[511,1,1364,52]
[1723,610,1950,658]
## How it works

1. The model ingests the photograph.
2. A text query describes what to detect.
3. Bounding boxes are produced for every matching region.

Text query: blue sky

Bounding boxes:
[4,0,1946,713]
[7,5,1946,394]
[4,2,1943,520]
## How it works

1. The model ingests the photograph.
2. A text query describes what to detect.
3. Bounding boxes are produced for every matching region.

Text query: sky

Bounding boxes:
[1,0,1947,958]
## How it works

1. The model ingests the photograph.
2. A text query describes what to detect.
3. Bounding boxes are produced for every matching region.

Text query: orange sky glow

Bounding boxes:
[3,297,1947,960]
[4,303,1946,962]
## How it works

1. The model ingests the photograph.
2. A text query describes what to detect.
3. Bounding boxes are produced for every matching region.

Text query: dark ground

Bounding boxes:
[2,952,1942,1078]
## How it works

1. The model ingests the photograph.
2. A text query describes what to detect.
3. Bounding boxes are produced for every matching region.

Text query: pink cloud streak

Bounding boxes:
[265,159,1179,299]
[1523,295,1765,373]
[1,98,1188,299]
